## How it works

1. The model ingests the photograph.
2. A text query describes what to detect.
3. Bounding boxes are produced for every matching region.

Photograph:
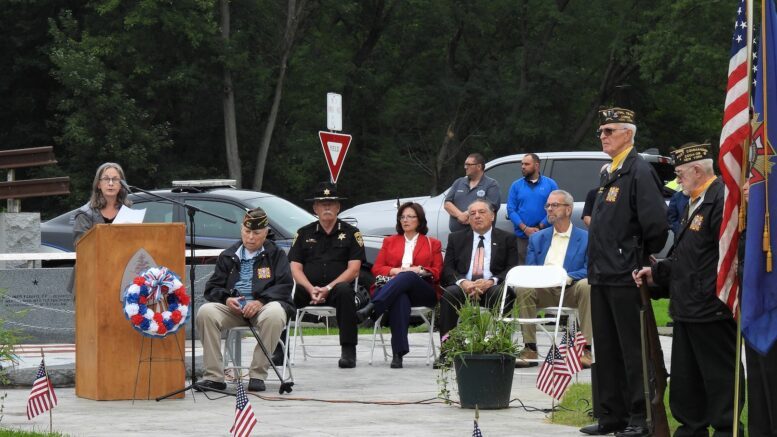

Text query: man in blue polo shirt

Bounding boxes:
[507,153,558,264]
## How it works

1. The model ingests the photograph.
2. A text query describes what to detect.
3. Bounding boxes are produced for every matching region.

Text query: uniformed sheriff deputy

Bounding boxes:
[634,143,744,435]
[288,182,366,368]
[581,107,669,437]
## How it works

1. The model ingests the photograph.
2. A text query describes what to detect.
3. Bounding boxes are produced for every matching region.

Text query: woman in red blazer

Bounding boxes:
[356,202,443,368]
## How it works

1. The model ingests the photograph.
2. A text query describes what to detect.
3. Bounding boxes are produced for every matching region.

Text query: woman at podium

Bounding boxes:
[69,162,132,294]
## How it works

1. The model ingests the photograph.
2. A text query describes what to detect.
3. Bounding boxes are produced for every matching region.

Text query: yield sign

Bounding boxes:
[318,131,352,183]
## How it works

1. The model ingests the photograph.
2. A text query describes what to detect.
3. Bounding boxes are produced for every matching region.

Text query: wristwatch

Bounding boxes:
[325,285,332,291]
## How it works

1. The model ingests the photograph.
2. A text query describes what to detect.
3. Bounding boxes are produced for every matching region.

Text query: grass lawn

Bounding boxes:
[652,298,672,327]
[552,383,748,434]
[0,430,66,436]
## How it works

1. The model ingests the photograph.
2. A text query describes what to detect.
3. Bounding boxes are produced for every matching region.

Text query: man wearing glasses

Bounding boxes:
[513,190,593,368]
[634,144,743,436]
[581,107,668,437]
[288,182,365,368]
[507,153,558,264]
[197,207,293,393]
[443,153,501,232]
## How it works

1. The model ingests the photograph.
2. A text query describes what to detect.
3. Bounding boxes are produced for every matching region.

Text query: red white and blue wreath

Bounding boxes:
[123,267,191,337]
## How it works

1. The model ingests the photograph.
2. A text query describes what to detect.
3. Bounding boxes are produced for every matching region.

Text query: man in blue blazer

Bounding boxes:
[515,189,593,368]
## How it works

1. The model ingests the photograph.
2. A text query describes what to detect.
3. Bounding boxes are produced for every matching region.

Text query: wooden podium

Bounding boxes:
[75,223,187,400]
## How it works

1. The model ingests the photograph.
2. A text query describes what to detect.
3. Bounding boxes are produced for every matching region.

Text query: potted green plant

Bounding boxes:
[437,289,520,409]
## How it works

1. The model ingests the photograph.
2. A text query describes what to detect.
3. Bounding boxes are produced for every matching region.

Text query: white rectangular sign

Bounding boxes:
[327,92,342,131]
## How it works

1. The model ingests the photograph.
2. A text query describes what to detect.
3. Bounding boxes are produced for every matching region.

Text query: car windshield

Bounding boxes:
[244,195,314,236]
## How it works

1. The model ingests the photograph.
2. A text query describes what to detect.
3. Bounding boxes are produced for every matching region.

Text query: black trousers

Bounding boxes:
[670,319,744,436]
[438,283,513,338]
[590,284,645,428]
[293,282,357,346]
[746,341,777,436]
[370,271,436,356]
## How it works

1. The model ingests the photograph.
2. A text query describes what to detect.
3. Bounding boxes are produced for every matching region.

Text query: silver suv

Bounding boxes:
[341,151,675,249]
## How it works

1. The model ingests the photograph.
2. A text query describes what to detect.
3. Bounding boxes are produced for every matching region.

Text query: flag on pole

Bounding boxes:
[26,359,57,420]
[743,0,777,355]
[572,320,587,358]
[536,344,572,400]
[559,329,582,375]
[229,381,257,437]
[472,419,483,437]
[718,0,753,316]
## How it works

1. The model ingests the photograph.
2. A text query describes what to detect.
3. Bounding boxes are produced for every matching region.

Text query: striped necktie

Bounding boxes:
[472,236,485,280]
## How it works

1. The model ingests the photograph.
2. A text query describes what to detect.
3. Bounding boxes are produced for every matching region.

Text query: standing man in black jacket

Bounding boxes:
[634,144,743,436]
[581,108,669,437]
[196,207,294,393]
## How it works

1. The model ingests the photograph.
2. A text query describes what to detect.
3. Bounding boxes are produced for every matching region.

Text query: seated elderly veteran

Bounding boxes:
[437,198,518,362]
[514,189,593,368]
[196,207,294,392]
[289,182,365,368]
[356,202,443,369]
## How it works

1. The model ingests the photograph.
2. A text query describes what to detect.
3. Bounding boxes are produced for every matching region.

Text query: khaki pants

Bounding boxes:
[196,301,287,382]
[514,278,592,345]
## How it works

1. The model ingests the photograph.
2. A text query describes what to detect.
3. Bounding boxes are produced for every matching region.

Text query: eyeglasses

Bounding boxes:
[674,166,697,179]
[544,202,570,210]
[596,127,628,137]
[399,215,418,221]
[100,177,121,185]
[463,162,479,168]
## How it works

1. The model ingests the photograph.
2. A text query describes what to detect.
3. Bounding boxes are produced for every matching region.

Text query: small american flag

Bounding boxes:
[472,419,483,437]
[26,359,57,420]
[230,381,257,437]
[559,329,582,375]
[572,320,587,357]
[536,344,572,400]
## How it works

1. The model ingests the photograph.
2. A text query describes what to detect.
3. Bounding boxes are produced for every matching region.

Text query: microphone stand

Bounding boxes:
[118,182,237,400]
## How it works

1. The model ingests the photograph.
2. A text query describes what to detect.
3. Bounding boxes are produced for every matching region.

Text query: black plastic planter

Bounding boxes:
[454,353,515,409]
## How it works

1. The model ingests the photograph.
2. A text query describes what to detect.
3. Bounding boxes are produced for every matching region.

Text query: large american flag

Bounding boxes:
[26,359,57,420]
[230,381,257,437]
[536,344,572,400]
[718,0,754,315]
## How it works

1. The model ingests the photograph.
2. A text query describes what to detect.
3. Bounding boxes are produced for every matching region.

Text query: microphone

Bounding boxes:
[120,179,133,193]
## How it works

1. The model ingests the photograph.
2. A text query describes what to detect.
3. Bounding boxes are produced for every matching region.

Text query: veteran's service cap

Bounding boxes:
[670,142,713,166]
[598,107,636,125]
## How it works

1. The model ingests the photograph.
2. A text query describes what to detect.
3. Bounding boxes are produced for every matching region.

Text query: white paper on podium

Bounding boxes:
[114,205,146,224]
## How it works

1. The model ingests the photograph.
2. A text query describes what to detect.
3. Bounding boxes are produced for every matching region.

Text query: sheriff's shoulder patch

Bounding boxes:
[354,231,364,247]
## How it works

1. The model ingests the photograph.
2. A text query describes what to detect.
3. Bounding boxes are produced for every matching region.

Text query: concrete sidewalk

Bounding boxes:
[0,332,674,436]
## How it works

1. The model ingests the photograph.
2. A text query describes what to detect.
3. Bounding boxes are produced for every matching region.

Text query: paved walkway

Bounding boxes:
[0,332,674,436]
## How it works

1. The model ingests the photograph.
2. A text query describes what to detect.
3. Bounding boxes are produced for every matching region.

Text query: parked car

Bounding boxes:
[341,150,676,251]
[41,179,384,261]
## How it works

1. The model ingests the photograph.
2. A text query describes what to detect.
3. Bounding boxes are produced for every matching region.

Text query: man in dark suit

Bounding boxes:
[514,189,593,368]
[438,198,519,343]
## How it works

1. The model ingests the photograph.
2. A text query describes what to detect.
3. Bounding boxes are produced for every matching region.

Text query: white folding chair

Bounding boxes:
[368,306,437,366]
[222,321,294,383]
[289,279,359,364]
[500,265,579,365]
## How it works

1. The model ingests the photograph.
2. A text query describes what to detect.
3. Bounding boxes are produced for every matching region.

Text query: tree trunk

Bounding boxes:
[252,0,308,190]
[220,0,241,187]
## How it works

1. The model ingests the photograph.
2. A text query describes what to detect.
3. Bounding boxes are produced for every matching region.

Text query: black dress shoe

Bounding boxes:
[194,379,227,392]
[356,303,375,323]
[338,345,356,368]
[579,423,626,435]
[247,378,266,392]
[390,355,403,368]
[614,426,648,437]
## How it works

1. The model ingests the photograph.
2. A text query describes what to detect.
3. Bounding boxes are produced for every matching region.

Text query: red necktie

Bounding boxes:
[472,235,485,280]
